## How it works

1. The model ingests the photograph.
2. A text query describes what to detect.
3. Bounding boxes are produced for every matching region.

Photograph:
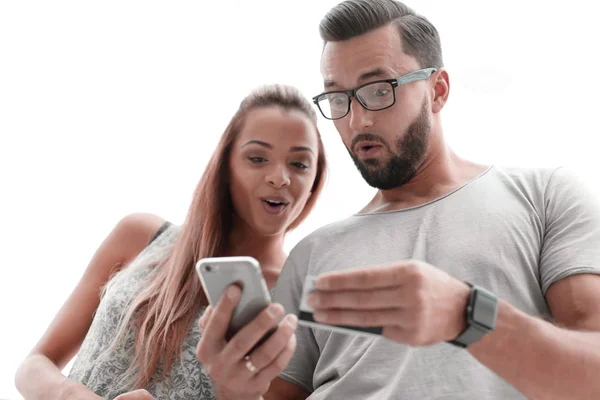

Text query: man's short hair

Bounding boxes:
[319,0,444,68]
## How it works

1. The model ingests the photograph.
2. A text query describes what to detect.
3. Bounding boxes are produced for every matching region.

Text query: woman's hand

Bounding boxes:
[196,285,298,400]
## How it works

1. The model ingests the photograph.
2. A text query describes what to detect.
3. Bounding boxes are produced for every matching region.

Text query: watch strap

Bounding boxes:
[448,322,489,348]
[448,282,498,348]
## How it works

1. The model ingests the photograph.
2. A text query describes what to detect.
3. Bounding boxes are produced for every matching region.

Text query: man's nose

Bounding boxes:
[348,99,374,132]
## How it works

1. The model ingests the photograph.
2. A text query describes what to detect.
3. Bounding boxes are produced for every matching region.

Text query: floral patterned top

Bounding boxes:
[68,223,216,399]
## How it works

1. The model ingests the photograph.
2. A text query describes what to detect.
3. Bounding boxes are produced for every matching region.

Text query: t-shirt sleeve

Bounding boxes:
[540,167,600,294]
[272,252,319,393]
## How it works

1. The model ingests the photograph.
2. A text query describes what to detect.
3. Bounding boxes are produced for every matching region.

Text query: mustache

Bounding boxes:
[350,133,389,151]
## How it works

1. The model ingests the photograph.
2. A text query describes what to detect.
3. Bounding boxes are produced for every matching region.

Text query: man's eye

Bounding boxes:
[330,96,346,105]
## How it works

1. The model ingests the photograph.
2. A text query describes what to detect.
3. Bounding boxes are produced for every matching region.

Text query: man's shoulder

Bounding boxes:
[494,164,561,182]
[298,215,360,241]
[491,164,563,194]
[289,215,361,256]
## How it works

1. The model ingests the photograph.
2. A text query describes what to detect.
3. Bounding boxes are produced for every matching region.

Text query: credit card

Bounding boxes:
[297,275,383,337]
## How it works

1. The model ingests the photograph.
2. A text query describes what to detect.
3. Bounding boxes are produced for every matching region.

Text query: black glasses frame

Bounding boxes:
[312,67,437,120]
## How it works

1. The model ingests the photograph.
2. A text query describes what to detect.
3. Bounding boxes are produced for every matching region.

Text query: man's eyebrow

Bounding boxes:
[358,68,388,83]
[324,79,337,89]
[323,68,389,90]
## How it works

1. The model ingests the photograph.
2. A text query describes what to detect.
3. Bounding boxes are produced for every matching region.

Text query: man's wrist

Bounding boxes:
[448,282,499,348]
[448,281,471,341]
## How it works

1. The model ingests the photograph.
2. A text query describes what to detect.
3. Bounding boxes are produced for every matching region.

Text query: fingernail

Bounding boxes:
[286,314,298,329]
[288,332,297,348]
[267,304,282,319]
[227,285,240,300]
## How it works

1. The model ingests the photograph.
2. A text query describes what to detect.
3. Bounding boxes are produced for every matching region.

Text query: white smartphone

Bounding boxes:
[196,256,272,341]
[298,275,383,337]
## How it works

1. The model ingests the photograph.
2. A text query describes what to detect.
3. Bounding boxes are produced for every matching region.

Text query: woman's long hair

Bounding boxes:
[107,84,327,389]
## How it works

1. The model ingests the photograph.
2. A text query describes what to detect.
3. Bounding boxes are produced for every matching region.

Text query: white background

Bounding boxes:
[1,1,599,398]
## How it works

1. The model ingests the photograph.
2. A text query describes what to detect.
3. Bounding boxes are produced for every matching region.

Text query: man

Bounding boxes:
[197,1,600,398]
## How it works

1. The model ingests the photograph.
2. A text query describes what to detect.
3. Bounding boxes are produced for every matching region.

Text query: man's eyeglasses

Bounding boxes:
[312,67,437,120]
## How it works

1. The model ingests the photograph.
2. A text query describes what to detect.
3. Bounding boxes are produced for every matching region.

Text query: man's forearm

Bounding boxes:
[468,300,600,399]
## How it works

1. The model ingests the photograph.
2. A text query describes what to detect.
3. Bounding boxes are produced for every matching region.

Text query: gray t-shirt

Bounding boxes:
[273,166,600,399]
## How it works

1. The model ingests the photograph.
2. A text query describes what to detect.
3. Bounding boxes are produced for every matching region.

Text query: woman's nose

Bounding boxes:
[266,165,291,188]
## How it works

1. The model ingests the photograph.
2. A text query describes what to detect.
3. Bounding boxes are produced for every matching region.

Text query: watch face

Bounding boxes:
[472,290,498,330]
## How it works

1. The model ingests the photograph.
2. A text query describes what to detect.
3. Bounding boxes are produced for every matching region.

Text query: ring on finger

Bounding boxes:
[244,355,258,374]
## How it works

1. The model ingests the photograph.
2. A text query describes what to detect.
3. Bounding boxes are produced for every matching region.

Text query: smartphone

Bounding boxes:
[196,256,272,341]
[298,275,383,337]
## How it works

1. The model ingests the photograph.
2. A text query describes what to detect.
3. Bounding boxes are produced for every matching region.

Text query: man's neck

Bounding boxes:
[362,141,489,214]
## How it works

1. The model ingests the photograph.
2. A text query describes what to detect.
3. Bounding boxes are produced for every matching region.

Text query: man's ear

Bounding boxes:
[432,69,450,114]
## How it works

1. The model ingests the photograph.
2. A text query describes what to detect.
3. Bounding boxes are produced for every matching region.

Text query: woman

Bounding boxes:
[15,84,327,399]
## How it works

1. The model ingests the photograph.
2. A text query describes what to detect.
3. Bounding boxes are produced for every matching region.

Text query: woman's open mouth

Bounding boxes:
[261,198,289,215]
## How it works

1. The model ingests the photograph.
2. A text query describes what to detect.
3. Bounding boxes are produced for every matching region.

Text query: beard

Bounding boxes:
[348,98,430,190]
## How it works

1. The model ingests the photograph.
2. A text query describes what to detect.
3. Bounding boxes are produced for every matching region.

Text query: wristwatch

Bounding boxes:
[448,282,498,348]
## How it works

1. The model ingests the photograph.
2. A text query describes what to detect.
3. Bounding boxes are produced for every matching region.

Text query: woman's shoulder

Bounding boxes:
[115,212,167,244]
[112,213,170,258]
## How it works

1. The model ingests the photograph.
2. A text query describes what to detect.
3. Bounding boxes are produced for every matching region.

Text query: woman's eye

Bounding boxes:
[248,156,267,164]
[291,161,309,170]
